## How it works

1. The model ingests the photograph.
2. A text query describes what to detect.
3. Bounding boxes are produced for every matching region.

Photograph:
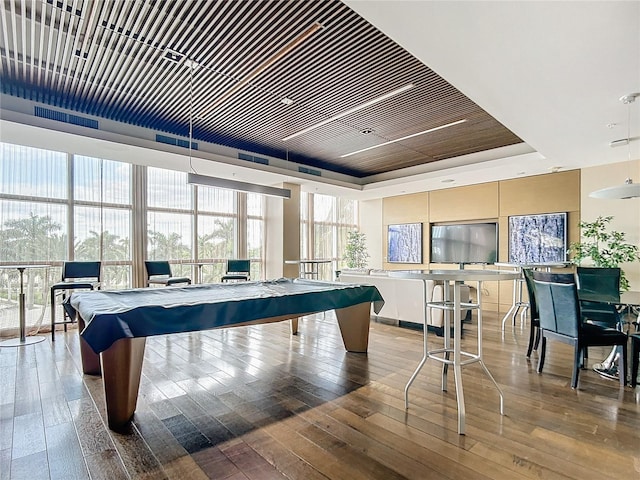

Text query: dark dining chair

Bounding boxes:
[631,333,640,387]
[532,271,627,389]
[522,268,541,358]
[144,261,191,287]
[50,261,101,341]
[221,259,251,282]
[575,267,621,328]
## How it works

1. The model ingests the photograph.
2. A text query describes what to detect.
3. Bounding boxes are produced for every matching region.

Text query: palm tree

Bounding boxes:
[0,213,65,307]
[0,213,65,263]
[198,218,235,259]
[75,230,130,288]
[148,230,190,260]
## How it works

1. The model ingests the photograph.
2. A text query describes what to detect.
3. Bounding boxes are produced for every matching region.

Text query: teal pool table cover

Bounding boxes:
[69,278,384,353]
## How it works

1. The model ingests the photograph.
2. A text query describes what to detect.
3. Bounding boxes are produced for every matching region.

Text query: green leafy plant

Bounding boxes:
[568,215,639,291]
[343,231,369,269]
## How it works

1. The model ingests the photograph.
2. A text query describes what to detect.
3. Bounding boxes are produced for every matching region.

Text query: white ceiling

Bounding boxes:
[345,0,640,193]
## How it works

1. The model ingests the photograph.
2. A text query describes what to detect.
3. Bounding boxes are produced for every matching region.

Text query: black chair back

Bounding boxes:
[51,261,101,341]
[62,261,101,281]
[576,267,620,302]
[576,267,620,327]
[533,272,580,338]
[145,261,172,277]
[226,259,250,274]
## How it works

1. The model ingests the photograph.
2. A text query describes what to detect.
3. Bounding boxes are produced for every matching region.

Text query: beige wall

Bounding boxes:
[359,198,384,269]
[265,182,301,279]
[580,160,640,290]
[380,170,581,312]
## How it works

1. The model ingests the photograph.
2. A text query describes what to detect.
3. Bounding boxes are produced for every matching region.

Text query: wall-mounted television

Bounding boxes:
[430,222,498,265]
[508,213,567,264]
[388,223,422,263]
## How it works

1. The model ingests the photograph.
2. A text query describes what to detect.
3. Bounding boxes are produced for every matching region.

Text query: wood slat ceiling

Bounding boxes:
[0,0,523,178]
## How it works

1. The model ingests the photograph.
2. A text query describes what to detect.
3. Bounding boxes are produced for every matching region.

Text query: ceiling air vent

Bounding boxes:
[298,166,321,176]
[238,153,268,165]
[156,134,197,150]
[34,106,98,129]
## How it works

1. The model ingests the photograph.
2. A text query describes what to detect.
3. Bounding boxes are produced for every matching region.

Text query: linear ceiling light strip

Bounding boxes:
[199,22,323,118]
[187,173,291,199]
[340,119,468,158]
[281,83,415,141]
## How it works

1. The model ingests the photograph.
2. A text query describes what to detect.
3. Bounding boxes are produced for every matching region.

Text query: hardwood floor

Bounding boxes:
[1,312,639,479]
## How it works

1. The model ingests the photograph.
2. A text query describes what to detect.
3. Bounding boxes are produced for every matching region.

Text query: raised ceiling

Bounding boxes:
[0,0,523,178]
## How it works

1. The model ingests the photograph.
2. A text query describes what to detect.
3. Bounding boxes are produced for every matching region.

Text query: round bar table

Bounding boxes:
[183,261,216,284]
[390,269,520,435]
[285,259,332,280]
[0,264,49,347]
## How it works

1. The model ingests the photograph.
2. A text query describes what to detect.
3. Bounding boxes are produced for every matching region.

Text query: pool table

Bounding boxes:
[69,278,383,430]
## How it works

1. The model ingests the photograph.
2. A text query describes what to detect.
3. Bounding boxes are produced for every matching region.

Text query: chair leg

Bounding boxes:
[526,323,536,358]
[582,346,588,368]
[62,292,68,332]
[534,328,541,350]
[50,288,56,341]
[571,342,581,389]
[619,343,627,388]
[537,335,546,373]
[632,336,639,388]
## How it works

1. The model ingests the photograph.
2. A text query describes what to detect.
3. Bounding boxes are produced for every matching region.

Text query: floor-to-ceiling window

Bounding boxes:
[0,142,266,335]
[0,143,68,334]
[195,177,239,282]
[74,155,133,289]
[147,167,265,282]
[301,192,358,279]
[147,168,195,279]
[246,193,265,280]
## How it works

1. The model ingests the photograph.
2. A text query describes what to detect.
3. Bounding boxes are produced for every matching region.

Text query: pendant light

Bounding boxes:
[589,92,640,199]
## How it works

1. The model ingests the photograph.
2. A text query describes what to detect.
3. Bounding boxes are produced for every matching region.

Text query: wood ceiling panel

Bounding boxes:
[0,0,522,178]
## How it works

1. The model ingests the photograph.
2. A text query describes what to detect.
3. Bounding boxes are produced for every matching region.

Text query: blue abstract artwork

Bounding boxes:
[508,213,567,264]
[388,223,422,263]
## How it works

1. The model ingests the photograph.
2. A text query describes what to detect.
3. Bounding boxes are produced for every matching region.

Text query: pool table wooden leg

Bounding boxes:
[100,337,146,431]
[290,318,299,335]
[335,302,371,353]
[77,315,101,375]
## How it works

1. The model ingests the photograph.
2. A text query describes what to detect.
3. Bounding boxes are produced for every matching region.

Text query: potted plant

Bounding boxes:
[568,215,639,291]
[343,230,370,270]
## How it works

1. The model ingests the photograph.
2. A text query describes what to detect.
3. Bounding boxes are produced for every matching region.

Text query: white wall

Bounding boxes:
[581,159,640,290]
[358,198,383,269]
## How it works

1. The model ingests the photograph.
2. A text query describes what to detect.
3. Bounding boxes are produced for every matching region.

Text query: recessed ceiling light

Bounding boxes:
[361,128,373,135]
[610,138,629,147]
[517,171,526,175]
[282,83,414,141]
[281,97,294,106]
[163,49,184,63]
[441,179,455,183]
